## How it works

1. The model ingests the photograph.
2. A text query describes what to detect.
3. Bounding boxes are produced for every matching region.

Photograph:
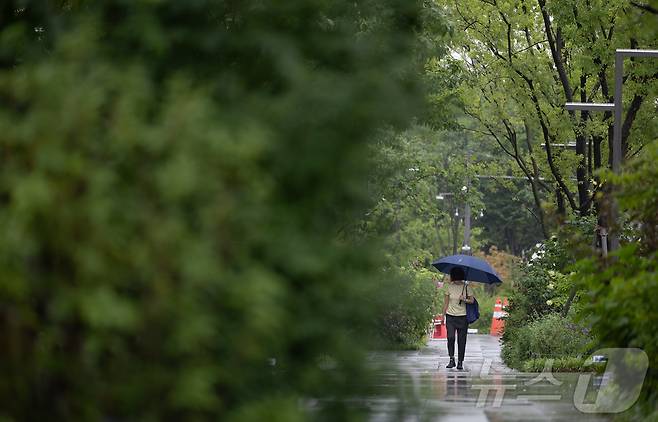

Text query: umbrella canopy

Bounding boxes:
[432,254,502,285]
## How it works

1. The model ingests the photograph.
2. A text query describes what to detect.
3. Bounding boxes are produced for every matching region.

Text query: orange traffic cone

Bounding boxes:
[490,297,504,336]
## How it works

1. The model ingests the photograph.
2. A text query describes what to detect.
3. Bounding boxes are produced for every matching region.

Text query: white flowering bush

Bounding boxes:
[503,218,597,369]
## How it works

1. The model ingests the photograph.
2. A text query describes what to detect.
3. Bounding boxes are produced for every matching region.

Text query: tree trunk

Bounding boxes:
[556,188,566,217]
[524,121,549,238]
[538,0,591,216]
[562,286,578,317]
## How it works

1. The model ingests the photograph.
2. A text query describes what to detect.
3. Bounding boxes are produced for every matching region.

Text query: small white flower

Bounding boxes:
[547,283,554,290]
[546,300,553,306]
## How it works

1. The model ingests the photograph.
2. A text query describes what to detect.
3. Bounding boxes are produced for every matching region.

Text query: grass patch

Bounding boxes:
[522,357,607,373]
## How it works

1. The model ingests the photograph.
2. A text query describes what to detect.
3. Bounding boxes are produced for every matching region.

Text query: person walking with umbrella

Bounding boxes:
[433,254,502,370]
[441,267,473,370]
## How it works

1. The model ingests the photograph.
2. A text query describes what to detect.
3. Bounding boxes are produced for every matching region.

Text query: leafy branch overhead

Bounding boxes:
[438,0,658,219]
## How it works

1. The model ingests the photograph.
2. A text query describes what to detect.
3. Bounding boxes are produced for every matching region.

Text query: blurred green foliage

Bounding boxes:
[575,140,658,409]
[0,1,438,420]
[372,267,437,350]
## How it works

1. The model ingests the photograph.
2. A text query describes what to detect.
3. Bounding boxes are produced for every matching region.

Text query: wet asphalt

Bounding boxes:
[364,335,612,422]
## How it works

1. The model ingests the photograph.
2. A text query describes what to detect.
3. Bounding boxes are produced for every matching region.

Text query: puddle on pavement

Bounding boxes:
[358,336,613,421]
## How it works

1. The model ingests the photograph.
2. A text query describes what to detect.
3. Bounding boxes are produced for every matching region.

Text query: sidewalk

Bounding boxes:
[365,334,610,421]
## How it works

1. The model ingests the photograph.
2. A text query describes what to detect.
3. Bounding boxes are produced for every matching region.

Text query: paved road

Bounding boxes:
[364,335,611,422]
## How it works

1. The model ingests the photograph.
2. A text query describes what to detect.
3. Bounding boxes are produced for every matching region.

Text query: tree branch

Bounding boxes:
[631,1,658,14]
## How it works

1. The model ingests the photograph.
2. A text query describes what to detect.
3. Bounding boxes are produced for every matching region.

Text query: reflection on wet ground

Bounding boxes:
[364,335,611,422]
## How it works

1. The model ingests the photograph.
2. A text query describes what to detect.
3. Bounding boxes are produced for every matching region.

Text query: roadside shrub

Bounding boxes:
[525,313,592,359]
[501,265,553,364]
[501,219,597,370]
[374,268,438,349]
[502,313,592,369]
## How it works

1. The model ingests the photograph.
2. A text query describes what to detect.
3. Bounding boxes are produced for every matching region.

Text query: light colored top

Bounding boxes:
[445,281,467,316]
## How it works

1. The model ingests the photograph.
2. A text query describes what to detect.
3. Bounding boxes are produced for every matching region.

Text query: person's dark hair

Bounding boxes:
[450,267,465,281]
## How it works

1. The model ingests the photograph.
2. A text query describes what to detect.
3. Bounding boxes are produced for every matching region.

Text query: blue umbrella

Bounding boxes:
[432,254,502,284]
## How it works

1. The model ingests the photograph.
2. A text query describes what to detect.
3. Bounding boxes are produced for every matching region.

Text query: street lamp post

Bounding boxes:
[436,191,472,255]
[461,184,471,255]
[565,48,658,255]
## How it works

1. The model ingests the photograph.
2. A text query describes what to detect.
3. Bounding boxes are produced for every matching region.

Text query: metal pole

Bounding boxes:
[462,146,472,255]
[608,52,625,252]
[612,52,623,175]
[600,227,608,257]
[611,50,657,251]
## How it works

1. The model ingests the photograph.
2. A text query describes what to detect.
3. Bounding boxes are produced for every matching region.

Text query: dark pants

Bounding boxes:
[446,314,468,362]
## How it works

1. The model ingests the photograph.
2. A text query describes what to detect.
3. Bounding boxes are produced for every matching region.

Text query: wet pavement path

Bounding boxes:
[365,335,610,422]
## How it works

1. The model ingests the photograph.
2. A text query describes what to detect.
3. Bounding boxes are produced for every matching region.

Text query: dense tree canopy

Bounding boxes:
[441,0,657,227]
